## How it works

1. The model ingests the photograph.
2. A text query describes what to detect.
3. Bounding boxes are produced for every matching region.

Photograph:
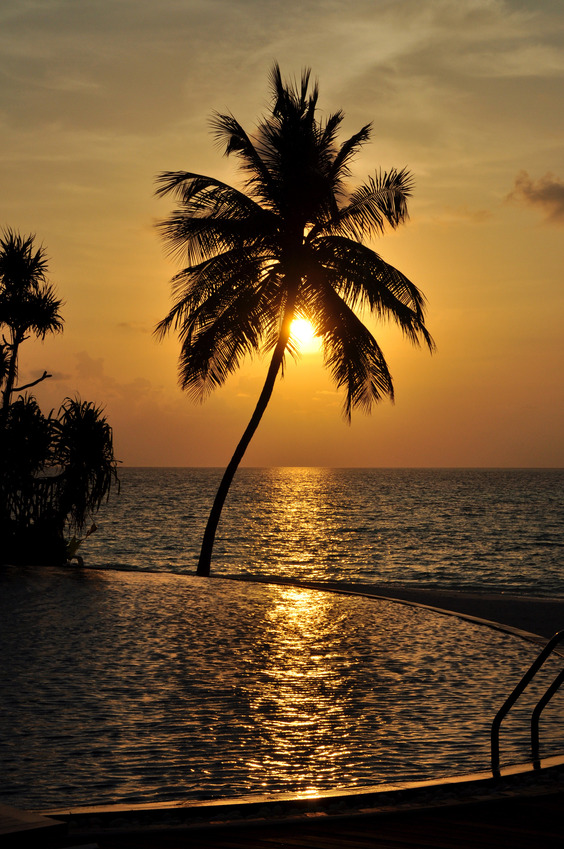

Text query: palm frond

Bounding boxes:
[270,64,318,118]
[157,209,275,266]
[175,284,270,399]
[155,249,270,339]
[23,284,64,338]
[319,110,345,150]
[309,236,435,351]
[328,123,372,186]
[0,229,49,291]
[155,171,264,216]
[330,168,414,240]
[314,286,395,420]
[156,172,277,264]
[51,397,119,533]
[209,114,277,205]
[156,252,288,399]
[0,229,64,382]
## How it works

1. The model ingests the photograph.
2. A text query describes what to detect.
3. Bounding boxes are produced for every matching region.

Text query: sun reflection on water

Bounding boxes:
[2,568,564,810]
[247,468,344,576]
[240,586,360,793]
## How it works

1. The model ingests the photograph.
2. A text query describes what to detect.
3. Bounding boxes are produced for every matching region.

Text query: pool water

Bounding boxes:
[1,567,563,810]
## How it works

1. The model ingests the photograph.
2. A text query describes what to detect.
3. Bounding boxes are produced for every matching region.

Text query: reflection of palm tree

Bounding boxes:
[0,229,63,411]
[156,66,434,576]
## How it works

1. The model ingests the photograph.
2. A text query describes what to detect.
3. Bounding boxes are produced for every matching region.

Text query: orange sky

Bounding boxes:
[2,0,563,467]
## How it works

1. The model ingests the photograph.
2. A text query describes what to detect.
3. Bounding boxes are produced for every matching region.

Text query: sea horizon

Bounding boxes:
[81,467,564,597]
[119,464,564,470]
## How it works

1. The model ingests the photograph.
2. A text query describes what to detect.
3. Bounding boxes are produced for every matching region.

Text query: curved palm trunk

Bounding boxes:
[197,300,296,577]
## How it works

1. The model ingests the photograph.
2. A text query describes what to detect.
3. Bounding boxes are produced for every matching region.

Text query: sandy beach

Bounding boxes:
[341,584,564,641]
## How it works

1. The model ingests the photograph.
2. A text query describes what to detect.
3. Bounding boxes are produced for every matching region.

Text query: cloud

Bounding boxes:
[508,171,564,224]
[117,321,152,335]
[49,369,73,381]
[436,206,493,224]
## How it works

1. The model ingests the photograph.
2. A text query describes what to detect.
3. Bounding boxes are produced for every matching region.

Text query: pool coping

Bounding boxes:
[43,756,564,835]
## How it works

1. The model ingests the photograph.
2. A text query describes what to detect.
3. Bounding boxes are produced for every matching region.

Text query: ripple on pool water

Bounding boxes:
[1,566,563,810]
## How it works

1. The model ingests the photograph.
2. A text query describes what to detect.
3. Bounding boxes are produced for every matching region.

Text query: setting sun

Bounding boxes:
[290,318,321,353]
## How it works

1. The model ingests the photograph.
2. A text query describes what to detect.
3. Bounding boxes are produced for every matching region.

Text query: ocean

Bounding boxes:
[84,467,564,595]
[2,467,564,810]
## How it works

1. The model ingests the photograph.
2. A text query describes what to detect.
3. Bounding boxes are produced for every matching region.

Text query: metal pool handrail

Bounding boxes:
[491,629,564,775]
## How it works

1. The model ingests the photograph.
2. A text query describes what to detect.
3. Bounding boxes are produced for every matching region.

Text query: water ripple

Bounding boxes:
[84,468,564,595]
[1,567,563,809]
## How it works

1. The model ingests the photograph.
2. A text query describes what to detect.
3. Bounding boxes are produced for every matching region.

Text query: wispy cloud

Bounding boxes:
[117,321,152,335]
[508,171,564,224]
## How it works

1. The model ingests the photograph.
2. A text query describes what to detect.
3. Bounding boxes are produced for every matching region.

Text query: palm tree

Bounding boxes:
[0,229,63,411]
[156,65,434,577]
[0,229,119,566]
[51,397,120,537]
[0,395,119,565]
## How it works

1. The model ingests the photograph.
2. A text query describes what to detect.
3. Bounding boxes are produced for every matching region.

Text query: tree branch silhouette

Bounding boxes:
[14,369,52,392]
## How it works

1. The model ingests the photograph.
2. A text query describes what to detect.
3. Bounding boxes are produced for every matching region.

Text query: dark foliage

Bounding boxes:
[0,395,119,566]
[0,230,118,566]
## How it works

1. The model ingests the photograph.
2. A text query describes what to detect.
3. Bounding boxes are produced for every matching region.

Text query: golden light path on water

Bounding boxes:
[84,468,564,595]
[2,565,564,810]
[235,468,347,575]
[242,586,354,794]
[3,469,561,810]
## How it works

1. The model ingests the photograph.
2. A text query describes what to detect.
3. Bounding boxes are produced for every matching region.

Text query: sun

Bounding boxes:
[289,318,321,353]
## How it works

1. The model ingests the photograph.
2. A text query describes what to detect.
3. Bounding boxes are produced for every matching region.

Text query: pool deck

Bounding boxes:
[118,790,563,849]
[67,790,564,849]
[5,769,564,848]
[0,804,67,847]
[5,582,564,848]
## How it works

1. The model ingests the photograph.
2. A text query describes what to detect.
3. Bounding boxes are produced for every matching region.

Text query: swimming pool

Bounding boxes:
[1,566,563,810]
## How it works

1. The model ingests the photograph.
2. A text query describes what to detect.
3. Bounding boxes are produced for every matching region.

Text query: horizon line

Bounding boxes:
[117,464,564,470]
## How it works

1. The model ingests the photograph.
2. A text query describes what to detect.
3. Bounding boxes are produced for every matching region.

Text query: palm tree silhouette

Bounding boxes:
[0,229,63,411]
[1,395,119,565]
[0,230,119,566]
[156,66,434,576]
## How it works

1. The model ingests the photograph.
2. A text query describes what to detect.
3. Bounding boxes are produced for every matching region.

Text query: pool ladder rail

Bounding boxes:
[491,629,564,776]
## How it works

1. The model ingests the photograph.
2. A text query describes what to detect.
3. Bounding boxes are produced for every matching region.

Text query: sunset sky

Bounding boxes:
[2,0,563,468]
